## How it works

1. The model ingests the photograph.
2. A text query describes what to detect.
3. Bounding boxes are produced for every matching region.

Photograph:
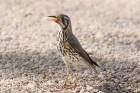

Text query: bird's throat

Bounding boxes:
[57,28,68,43]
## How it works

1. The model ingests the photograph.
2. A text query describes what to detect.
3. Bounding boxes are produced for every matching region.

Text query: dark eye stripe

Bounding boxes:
[63,20,69,30]
[66,19,69,26]
[61,17,65,25]
[61,16,69,30]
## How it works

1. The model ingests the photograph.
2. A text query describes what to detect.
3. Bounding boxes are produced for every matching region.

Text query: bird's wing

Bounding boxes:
[67,33,98,66]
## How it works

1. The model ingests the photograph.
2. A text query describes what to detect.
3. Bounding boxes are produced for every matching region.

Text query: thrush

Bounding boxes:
[48,14,99,89]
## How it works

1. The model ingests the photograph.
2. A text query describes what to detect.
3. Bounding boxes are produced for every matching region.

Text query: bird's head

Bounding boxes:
[48,14,71,30]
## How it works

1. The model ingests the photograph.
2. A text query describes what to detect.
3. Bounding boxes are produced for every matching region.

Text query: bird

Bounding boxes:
[48,14,99,89]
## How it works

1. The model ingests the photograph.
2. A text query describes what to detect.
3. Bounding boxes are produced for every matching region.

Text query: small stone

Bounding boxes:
[0,59,6,64]
[23,62,29,66]
[86,49,93,54]
[114,79,119,83]
[79,89,87,93]
[1,35,13,41]
[112,90,117,93]
[54,79,58,83]
[5,36,13,41]
[95,32,104,39]
[39,65,45,72]
[73,88,80,93]
[98,91,105,93]
[26,82,37,89]
[85,69,92,74]
[37,90,42,93]
[39,59,45,65]
[2,73,9,79]
[46,80,54,86]
[98,72,107,79]
[110,84,116,90]
[93,89,99,92]
[102,83,111,87]
[5,63,12,68]
[92,85,99,89]
[86,85,94,91]
[1,32,7,35]
[101,83,116,92]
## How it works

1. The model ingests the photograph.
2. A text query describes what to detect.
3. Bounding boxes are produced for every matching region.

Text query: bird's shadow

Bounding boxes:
[90,54,139,93]
[0,49,138,93]
[0,49,65,79]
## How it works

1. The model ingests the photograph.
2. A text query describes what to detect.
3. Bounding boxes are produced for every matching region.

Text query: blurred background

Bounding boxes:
[0,0,140,93]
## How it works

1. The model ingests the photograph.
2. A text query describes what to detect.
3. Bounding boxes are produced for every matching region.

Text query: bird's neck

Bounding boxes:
[57,28,68,42]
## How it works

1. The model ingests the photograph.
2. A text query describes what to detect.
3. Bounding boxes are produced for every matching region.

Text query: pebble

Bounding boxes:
[0,0,139,93]
[1,31,7,35]
[98,91,107,93]
[79,89,87,93]
[101,83,116,92]
[73,88,80,93]
[1,35,13,41]
[93,89,99,92]
[26,82,37,89]
[4,63,12,68]
[95,32,104,39]
[86,49,93,54]
[84,69,92,76]
[86,85,94,91]
[37,90,42,93]
[112,90,118,93]
[114,79,119,83]
[46,80,54,86]
[98,72,107,79]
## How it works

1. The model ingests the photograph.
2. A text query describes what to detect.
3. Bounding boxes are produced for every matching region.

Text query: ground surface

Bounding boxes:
[0,0,140,93]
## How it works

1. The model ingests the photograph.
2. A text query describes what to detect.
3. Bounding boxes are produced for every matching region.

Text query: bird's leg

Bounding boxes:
[72,66,79,88]
[74,70,78,87]
[58,62,72,88]
[61,71,71,88]
[65,66,79,89]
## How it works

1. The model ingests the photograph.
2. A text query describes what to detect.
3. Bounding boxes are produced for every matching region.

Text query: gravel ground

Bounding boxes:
[0,0,140,93]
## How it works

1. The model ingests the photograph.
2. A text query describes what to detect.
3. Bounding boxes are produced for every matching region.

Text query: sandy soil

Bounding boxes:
[0,0,140,93]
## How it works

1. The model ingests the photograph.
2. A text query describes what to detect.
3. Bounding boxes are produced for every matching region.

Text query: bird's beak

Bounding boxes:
[48,16,59,22]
